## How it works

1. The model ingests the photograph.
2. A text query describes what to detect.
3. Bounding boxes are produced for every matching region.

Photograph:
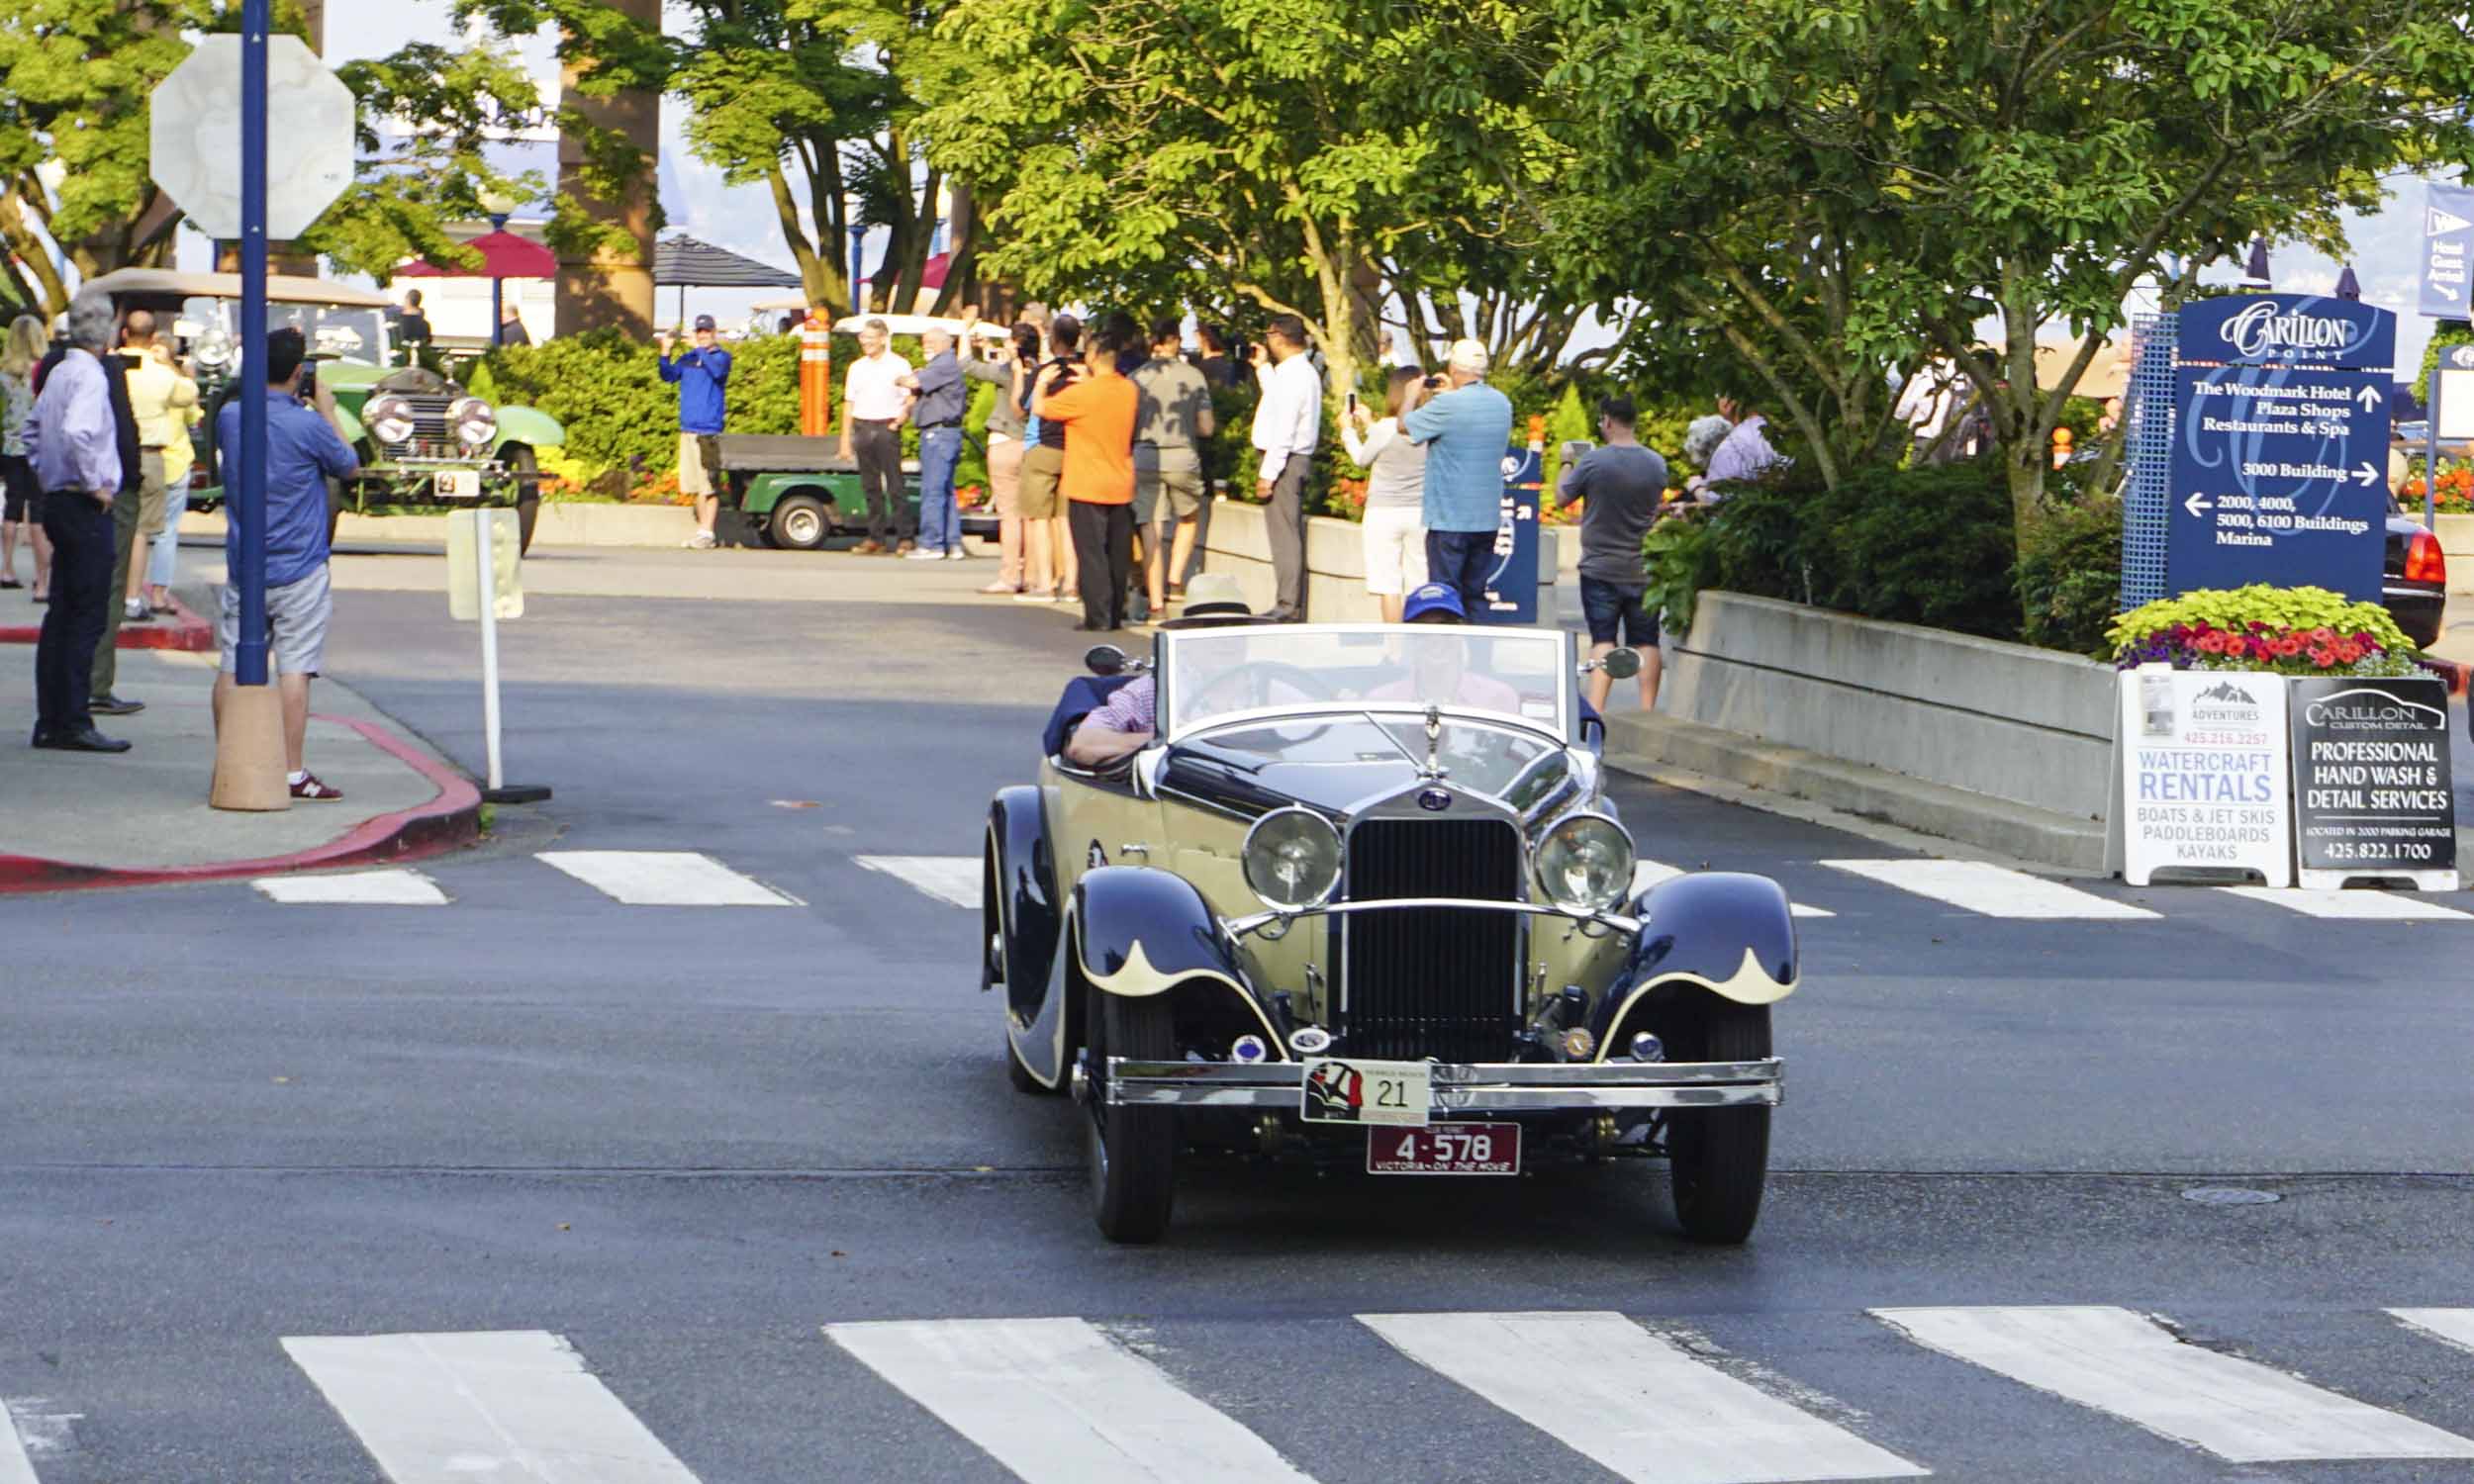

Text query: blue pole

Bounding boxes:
[236,0,270,688]
[2428,367,2442,532]
[848,223,864,314]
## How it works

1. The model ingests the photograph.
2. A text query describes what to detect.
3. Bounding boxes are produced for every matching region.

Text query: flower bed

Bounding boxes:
[2107,585,2418,678]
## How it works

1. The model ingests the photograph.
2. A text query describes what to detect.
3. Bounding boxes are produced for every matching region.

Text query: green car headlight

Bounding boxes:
[366,394,415,446]
[450,397,497,448]
[1242,806,1343,912]
[1535,812,1635,914]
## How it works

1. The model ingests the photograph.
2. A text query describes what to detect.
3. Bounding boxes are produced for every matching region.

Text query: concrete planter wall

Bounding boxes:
[181,503,698,548]
[2434,512,2474,595]
[1200,498,1560,622]
[1662,592,2117,820]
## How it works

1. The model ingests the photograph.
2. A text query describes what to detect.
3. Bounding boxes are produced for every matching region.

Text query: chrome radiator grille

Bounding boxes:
[1339,817,1524,1063]
[380,396,456,455]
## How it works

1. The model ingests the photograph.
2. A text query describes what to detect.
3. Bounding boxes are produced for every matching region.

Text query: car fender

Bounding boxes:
[989,787,1061,1005]
[330,404,364,446]
[1073,866,1253,1001]
[492,404,565,451]
[1594,872,1798,1042]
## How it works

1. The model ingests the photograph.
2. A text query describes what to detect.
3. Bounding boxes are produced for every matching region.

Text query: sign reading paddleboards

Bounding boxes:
[2287,676,2460,889]
[2118,668,2294,886]
[2167,296,2393,603]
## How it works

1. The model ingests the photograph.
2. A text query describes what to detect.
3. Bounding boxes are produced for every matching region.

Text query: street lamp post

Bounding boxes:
[479,187,522,345]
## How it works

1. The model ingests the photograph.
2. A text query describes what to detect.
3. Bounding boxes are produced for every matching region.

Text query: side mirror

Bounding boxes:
[1601,647,1643,681]
[1085,644,1127,676]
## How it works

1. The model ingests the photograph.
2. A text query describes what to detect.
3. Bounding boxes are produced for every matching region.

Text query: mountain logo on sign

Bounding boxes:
[2217,302,2355,358]
[2194,681,2257,704]
[2431,205,2472,237]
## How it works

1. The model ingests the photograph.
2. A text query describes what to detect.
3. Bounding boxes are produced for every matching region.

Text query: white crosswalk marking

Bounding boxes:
[2392,1308,2474,1353]
[825,1317,1317,1484]
[536,851,800,905]
[0,1400,41,1484]
[1634,861,1834,918]
[253,869,449,905]
[2220,886,2474,921]
[1358,1311,1926,1484]
[1822,860,2158,920]
[1872,1305,2474,1463]
[282,1331,703,1483]
[856,855,982,908]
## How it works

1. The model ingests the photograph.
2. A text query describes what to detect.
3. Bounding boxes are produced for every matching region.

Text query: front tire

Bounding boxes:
[1665,999,1771,1245]
[1086,985,1177,1243]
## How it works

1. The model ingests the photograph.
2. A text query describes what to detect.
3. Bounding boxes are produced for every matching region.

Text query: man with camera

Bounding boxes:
[1247,315,1320,622]
[658,315,733,550]
[1403,337,1514,619]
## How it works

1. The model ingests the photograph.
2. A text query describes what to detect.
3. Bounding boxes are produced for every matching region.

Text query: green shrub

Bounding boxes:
[1642,510,1721,636]
[1804,460,2020,638]
[477,329,679,481]
[2015,495,2124,655]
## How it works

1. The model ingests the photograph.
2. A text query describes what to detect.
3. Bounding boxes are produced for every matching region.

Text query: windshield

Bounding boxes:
[168,299,388,368]
[1160,625,1570,739]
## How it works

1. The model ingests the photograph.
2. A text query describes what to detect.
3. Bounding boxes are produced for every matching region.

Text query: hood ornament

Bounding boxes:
[1420,703,1447,781]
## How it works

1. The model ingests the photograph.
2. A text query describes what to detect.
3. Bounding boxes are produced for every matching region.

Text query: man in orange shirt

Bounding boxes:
[1033,322,1141,631]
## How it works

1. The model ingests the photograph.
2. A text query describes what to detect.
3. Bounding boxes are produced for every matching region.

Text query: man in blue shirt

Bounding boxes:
[1402,337,1513,620]
[899,325,968,559]
[212,327,360,799]
[658,315,732,549]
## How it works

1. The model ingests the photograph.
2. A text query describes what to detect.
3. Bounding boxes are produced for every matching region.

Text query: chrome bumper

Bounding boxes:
[1103,1058,1783,1111]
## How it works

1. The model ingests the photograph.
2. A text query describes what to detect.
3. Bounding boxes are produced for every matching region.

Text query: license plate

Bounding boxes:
[1368,1123,1520,1175]
[1300,1058,1429,1127]
[434,470,480,500]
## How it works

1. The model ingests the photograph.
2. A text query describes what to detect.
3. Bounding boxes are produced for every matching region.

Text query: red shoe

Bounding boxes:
[290,773,344,800]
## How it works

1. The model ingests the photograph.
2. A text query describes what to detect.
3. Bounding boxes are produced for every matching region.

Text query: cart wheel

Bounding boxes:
[503,445,540,555]
[1665,998,1771,1245]
[1086,985,1177,1243]
[771,493,830,551]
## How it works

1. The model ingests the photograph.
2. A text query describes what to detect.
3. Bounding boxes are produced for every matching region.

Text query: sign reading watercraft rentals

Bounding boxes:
[2119,667,2294,887]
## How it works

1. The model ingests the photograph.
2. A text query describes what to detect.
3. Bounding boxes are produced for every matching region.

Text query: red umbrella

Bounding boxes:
[397,231,557,345]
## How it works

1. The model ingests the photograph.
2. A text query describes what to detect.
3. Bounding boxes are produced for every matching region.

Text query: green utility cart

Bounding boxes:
[717,433,996,550]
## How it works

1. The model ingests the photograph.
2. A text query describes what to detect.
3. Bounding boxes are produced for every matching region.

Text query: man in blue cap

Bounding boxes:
[658,315,732,550]
[1401,581,1466,624]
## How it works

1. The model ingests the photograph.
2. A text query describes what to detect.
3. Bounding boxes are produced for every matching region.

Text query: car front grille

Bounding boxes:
[1339,816,1525,1063]
[379,396,456,456]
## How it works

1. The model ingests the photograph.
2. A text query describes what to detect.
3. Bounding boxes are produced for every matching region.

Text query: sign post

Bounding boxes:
[447,508,550,804]
[2166,295,2394,603]
[2288,676,2458,890]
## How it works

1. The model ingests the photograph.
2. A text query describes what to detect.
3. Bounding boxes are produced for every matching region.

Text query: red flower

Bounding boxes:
[2308,647,2335,668]
[2195,631,2223,654]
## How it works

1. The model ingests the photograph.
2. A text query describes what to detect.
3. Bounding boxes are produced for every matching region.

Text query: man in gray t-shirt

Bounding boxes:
[1555,396,1671,709]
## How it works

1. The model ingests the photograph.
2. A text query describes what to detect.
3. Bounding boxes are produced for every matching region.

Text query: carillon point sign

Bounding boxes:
[2167,294,2394,603]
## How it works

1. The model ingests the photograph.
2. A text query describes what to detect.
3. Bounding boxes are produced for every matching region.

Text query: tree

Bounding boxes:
[1546,0,2474,532]
[921,0,1560,403]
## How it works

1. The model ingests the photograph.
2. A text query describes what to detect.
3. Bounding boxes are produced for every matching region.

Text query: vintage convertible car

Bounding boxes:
[984,624,1798,1245]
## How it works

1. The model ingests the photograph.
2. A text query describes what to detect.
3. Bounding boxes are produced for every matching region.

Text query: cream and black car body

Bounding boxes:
[985,623,1798,1244]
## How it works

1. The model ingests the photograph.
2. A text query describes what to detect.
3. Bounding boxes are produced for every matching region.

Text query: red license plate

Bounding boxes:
[1366,1122,1520,1175]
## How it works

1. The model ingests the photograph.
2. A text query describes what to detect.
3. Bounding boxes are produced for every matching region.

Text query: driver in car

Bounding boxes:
[1366,583,1524,712]
[1063,574,1260,766]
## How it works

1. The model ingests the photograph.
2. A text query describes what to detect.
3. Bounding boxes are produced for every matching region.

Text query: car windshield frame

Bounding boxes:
[1154,623,1575,745]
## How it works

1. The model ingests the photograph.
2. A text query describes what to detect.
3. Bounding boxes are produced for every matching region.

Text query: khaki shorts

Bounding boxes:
[1018,443,1064,520]
[137,451,171,536]
[677,432,719,498]
[218,565,332,677]
[1136,446,1205,525]
[987,434,1024,519]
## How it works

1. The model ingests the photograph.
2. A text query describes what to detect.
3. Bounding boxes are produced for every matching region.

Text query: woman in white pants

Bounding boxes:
[1344,366,1431,622]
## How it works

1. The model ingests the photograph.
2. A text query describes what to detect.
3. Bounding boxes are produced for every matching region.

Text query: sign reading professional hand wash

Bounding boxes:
[2119,668,2293,886]
[2168,295,2393,603]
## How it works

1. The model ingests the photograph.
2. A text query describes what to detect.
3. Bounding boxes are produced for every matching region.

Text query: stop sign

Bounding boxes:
[149,35,355,240]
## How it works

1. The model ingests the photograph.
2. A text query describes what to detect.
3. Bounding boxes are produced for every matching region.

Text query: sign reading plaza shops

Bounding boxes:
[2117,668,2293,887]
[2287,676,2460,890]
[2167,295,2394,603]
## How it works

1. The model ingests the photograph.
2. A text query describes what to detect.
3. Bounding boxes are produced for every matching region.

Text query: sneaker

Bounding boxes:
[904,547,948,560]
[683,531,718,550]
[290,772,344,801]
[124,598,149,621]
[946,548,969,561]
[88,694,145,717]
[1013,589,1058,603]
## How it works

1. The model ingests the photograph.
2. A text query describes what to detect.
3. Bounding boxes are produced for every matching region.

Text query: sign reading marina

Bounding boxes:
[2167,295,2392,602]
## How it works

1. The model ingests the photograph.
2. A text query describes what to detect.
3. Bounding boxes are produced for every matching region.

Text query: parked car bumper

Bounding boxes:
[1097,1057,1785,1112]
[2384,580,2444,649]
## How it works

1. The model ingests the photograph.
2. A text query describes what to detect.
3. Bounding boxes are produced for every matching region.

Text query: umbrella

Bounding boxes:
[396,231,556,346]
[2335,266,2362,302]
[654,234,804,327]
[2241,237,2272,288]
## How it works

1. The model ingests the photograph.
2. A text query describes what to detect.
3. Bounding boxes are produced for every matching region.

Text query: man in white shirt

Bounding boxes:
[837,318,915,554]
[1247,314,1320,621]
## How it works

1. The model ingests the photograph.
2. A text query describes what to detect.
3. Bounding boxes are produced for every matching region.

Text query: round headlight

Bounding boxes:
[1534,812,1635,914]
[1242,806,1343,912]
[366,395,415,446]
[450,397,497,447]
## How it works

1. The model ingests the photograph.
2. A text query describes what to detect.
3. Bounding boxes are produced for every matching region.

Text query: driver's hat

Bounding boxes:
[1402,582,1467,623]
[1158,572,1261,629]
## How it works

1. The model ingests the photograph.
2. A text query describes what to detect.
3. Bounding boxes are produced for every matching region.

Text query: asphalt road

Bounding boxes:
[3,544,2471,1483]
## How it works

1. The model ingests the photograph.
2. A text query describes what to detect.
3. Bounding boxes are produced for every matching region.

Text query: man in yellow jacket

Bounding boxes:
[121,313,199,623]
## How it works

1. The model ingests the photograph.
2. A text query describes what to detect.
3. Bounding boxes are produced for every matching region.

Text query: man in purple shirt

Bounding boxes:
[1063,575,1257,766]
[26,291,130,752]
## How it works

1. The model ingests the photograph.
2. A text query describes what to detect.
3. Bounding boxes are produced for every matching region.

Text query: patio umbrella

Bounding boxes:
[653,234,804,327]
[396,231,557,345]
[2335,266,2362,302]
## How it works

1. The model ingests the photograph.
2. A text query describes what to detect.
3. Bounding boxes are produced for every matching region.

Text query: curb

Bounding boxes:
[0,713,482,894]
[0,594,214,653]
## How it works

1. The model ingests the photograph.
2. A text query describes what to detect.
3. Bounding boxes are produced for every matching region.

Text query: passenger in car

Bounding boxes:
[1060,575,1258,766]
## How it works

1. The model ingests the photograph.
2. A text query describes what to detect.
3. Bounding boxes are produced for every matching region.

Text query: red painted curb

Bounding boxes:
[0,712,483,894]
[0,594,214,652]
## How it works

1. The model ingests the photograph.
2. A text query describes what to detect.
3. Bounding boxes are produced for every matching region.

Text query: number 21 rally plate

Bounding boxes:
[1368,1123,1521,1175]
[1299,1058,1429,1127]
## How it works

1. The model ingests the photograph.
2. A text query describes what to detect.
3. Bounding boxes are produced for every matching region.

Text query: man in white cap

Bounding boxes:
[1402,337,1513,619]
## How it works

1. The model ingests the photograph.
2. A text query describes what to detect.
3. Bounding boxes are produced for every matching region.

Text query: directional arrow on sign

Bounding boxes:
[2184,492,2213,517]
[2357,384,2383,413]
[2356,462,2380,486]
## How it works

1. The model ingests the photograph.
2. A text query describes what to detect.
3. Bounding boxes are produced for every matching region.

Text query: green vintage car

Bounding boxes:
[85,269,564,552]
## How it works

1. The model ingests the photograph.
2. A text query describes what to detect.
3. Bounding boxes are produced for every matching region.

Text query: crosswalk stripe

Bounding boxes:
[253,869,448,905]
[1871,1305,2474,1462]
[2392,1308,2474,1353]
[282,1331,703,1482]
[825,1317,1317,1484]
[0,1401,41,1484]
[1357,1311,1926,1484]
[536,851,801,906]
[1821,860,2159,920]
[1634,861,1834,918]
[2219,887,2474,921]
[855,855,982,908]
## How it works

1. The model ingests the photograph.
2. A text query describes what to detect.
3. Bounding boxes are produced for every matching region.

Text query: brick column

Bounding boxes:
[553,0,657,337]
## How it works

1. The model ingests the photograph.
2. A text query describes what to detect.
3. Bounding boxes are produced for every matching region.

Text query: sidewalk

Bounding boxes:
[0,644,479,892]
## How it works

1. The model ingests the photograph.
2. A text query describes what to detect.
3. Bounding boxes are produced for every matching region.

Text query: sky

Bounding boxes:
[171,3,2460,374]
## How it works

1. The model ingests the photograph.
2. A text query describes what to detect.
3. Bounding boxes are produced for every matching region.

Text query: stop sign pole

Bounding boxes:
[234,0,270,689]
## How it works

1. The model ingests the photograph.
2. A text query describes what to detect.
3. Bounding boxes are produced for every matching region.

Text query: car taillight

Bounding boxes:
[2406,529,2447,585]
